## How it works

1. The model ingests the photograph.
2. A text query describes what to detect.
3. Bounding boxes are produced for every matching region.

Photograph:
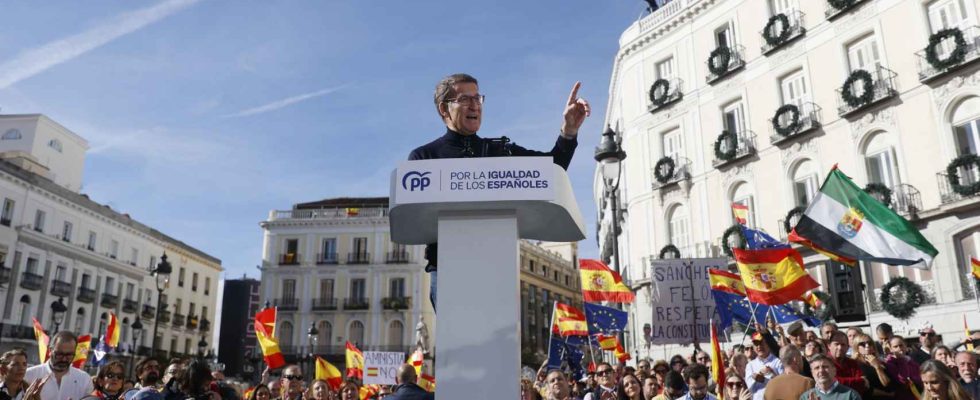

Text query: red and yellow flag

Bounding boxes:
[346,341,364,379]
[254,307,286,369]
[579,259,635,303]
[734,247,819,305]
[971,257,980,280]
[788,229,857,266]
[613,342,631,363]
[32,318,49,363]
[731,203,749,225]
[710,320,726,400]
[596,334,618,351]
[551,302,588,336]
[358,384,379,400]
[418,373,436,392]
[243,387,255,399]
[965,314,975,352]
[709,268,746,295]
[72,334,91,368]
[105,313,121,348]
[315,356,343,391]
[802,291,822,308]
[407,348,424,376]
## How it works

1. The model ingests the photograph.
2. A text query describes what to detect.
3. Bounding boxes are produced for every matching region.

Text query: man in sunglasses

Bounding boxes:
[583,362,617,400]
[408,73,590,310]
[910,326,938,365]
[278,365,305,400]
[23,331,93,400]
[745,332,783,400]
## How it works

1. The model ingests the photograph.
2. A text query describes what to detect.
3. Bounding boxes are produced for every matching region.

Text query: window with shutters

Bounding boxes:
[320,279,334,299]
[656,58,674,80]
[390,278,405,298]
[33,210,45,233]
[283,279,296,300]
[731,183,756,227]
[723,101,746,134]
[351,279,366,300]
[770,0,794,14]
[927,0,971,33]
[715,23,735,48]
[847,35,882,74]
[780,70,809,107]
[667,205,691,255]
[864,133,900,188]
[663,129,683,161]
[792,160,820,207]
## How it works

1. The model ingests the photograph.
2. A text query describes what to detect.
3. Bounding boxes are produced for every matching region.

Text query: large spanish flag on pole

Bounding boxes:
[710,319,726,400]
[791,167,937,267]
[579,259,635,303]
[971,257,980,280]
[105,313,121,348]
[254,307,286,369]
[734,247,819,305]
[731,203,749,225]
[551,302,588,336]
[32,318,49,363]
[315,356,343,391]
[346,341,364,379]
[72,334,92,368]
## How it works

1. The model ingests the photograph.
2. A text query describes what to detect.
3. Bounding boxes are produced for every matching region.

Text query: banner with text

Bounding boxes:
[363,351,405,385]
[647,258,728,346]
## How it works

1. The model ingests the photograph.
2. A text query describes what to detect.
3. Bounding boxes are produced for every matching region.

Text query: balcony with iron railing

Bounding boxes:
[101,293,119,308]
[769,102,822,145]
[142,305,156,320]
[760,10,806,55]
[647,77,683,114]
[712,131,757,168]
[50,279,72,297]
[200,318,210,332]
[123,299,139,313]
[274,297,300,311]
[889,184,923,219]
[77,287,96,303]
[386,251,410,264]
[343,297,370,310]
[316,252,339,265]
[705,45,746,84]
[825,0,869,20]
[0,264,10,285]
[269,207,388,221]
[651,156,692,190]
[312,297,338,310]
[0,217,11,227]
[938,162,980,205]
[915,26,980,82]
[20,272,43,291]
[158,310,171,324]
[836,66,898,117]
[347,252,370,264]
[187,316,199,330]
[279,253,300,265]
[381,296,412,311]
[173,313,186,327]
[6,324,34,339]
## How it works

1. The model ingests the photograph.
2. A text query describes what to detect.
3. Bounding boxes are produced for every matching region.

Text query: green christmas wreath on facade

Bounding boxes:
[880,277,925,320]
[827,0,856,11]
[654,157,676,184]
[722,224,746,258]
[772,104,802,137]
[864,182,893,207]
[714,131,738,161]
[659,244,681,259]
[946,154,980,196]
[926,28,967,70]
[784,206,806,234]
[841,69,875,109]
[649,79,672,107]
[708,47,733,76]
[762,13,792,47]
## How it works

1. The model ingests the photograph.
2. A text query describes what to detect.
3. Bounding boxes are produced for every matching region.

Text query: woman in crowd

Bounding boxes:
[246,384,272,400]
[90,361,127,400]
[306,379,335,400]
[884,336,922,400]
[669,355,687,374]
[652,360,669,392]
[851,333,894,399]
[932,345,959,378]
[0,349,28,400]
[339,380,360,400]
[721,368,751,400]
[920,359,971,400]
[616,373,643,400]
[804,340,826,361]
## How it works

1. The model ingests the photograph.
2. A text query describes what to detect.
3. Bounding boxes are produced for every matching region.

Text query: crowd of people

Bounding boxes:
[521,321,980,400]
[0,331,432,400]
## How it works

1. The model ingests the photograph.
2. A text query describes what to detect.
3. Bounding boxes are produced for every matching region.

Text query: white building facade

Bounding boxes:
[0,114,222,362]
[596,0,980,358]
[258,197,434,363]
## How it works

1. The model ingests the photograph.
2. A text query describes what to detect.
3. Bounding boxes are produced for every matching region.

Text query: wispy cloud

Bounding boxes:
[222,85,349,118]
[0,0,201,90]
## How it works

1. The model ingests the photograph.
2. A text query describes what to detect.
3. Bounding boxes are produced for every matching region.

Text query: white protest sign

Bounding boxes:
[647,258,728,345]
[363,351,405,385]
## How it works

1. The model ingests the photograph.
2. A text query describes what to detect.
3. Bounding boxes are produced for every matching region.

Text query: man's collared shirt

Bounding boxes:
[960,379,980,400]
[800,382,862,400]
[23,363,94,400]
[745,354,784,400]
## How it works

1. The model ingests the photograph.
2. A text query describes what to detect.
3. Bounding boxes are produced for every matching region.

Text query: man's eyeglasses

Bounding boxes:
[52,352,75,359]
[596,370,613,377]
[445,94,485,105]
[920,332,936,337]
[283,375,304,381]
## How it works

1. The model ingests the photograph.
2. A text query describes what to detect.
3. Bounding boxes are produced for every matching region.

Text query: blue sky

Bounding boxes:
[0,1,643,279]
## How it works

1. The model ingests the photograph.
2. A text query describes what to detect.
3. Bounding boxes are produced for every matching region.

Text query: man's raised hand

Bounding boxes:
[561,81,591,138]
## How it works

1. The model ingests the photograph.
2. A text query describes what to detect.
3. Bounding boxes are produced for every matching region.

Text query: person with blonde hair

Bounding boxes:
[920,359,971,400]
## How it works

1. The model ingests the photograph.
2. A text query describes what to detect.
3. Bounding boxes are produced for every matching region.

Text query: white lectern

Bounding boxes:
[390,157,585,399]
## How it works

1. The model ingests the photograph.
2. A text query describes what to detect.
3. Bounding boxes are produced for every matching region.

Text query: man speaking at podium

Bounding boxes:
[407,73,591,310]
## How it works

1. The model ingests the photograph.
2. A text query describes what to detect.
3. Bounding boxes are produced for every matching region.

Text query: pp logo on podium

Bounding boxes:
[402,171,431,192]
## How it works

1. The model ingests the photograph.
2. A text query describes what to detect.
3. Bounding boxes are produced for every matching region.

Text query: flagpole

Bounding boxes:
[971,274,980,314]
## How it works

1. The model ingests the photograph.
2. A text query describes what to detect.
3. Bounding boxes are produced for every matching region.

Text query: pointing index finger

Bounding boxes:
[567,81,582,106]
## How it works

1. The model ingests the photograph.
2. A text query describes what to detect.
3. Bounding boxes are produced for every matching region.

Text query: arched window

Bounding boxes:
[863,132,899,188]
[74,308,86,333]
[791,159,819,207]
[278,321,294,347]
[48,139,62,152]
[349,320,364,347]
[2,129,22,140]
[388,321,404,347]
[19,295,31,327]
[953,97,980,155]
[318,321,332,347]
[730,182,755,227]
[667,205,690,255]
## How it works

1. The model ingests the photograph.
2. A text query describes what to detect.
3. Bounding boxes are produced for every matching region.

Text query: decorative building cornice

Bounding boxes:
[850,108,896,138]
[780,140,818,168]
[933,69,980,109]
[722,164,754,190]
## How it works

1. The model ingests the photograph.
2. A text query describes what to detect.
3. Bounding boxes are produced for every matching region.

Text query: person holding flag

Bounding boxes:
[24,331,94,400]
[345,341,364,379]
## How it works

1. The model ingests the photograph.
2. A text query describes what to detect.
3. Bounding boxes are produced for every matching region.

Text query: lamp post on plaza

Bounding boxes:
[306,323,319,383]
[198,338,208,360]
[130,317,143,377]
[594,125,628,357]
[50,297,67,334]
[151,253,173,356]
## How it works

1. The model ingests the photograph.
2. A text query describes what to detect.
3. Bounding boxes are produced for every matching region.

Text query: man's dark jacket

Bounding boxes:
[408,128,578,267]
[387,383,435,400]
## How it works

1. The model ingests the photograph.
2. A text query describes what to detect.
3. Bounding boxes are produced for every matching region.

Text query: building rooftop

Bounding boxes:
[294,196,389,210]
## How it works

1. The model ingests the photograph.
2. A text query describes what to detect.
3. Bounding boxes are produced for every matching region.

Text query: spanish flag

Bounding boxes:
[613,342,631,363]
[788,229,857,266]
[315,356,343,391]
[32,318,49,363]
[551,302,588,336]
[105,313,121,348]
[709,320,726,400]
[731,203,749,225]
[971,257,980,280]
[802,291,823,308]
[72,334,91,368]
[254,307,286,369]
[407,348,424,376]
[596,334,618,351]
[579,259,635,303]
[243,387,255,399]
[346,208,360,217]
[418,373,436,392]
[359,384,380,400]
[709,268,746,295]
[346,341,364,379]
[734,247,819,305]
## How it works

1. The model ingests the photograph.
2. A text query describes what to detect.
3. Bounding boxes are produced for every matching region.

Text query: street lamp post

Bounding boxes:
[594,125,628,357]
[151,253,173,357]
[50,297,67,334]
[130,317,143,377]
[198,338,208,360]
[306,323,319,383]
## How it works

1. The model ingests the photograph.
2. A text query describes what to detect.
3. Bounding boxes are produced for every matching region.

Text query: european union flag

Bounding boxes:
[546,334,585,380]
[583,302,628,335]
[740,226,790,250]
[712,289,820,331]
